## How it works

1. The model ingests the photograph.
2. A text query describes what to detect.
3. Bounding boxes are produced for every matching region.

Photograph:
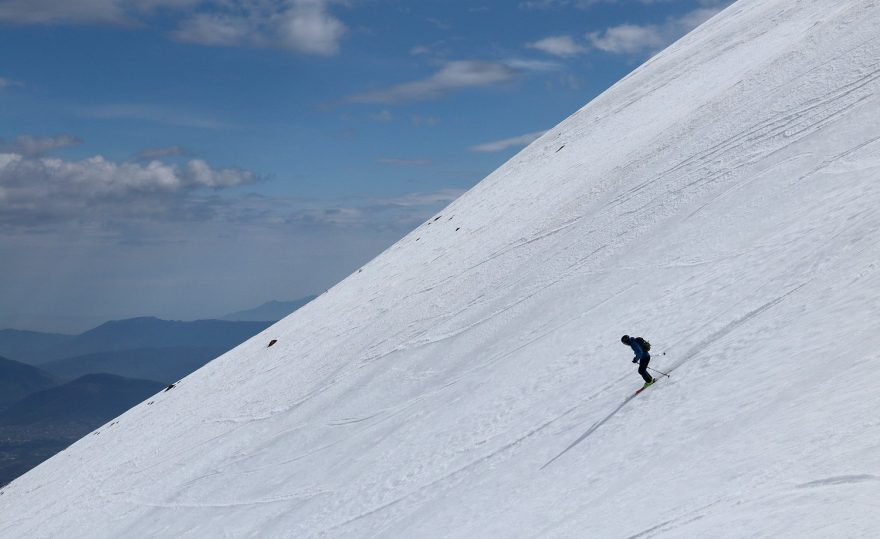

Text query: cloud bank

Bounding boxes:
[469,130,548,153]
[0,134,82,157]
[0,147,256,228]
[173,0,347,56]
[525,4,731,58]
[528,35,585,57]
[588,8,722,54]
[0,0,347,56]
[349,60,519,104]
[0,76,24,89]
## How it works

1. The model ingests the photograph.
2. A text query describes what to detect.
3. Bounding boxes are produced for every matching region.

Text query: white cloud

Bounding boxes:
[678,6,726,29]
[411,115,440,127]
[0,148,256,228]
[504,58,565,72]
[281,189,465,230]
[172,13,255,47]
[0,136,457,235]
[184,158,254,187]
[588,23,667,54]
[521,0,706,9]
[277,0,346,56]
[0,76,24,89]
[171,0,347,56]
[520,0,618,9]
[349,60,519,104]
[131,0,202,12]
[0,134,81,157]
[134,145,190,161]
[0,0,201,25]
[370,189,463,209]
[369,110,394,123]
[469,130,548,153]
[588,6,727,55]
[0,0,347,56]
[528,35,585,56]
[0,0,128,24]
[79,103,231,129]
[426,17,451,31]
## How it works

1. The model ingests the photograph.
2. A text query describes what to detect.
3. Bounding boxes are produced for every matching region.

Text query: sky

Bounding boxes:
[0,0,732,333]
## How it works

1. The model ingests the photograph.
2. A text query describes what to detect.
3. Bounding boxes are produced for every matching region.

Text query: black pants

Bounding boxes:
[638,356,652,383]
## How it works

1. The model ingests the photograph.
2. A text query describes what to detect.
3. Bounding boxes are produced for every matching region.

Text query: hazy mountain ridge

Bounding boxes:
[0,356,57,410]
[0,373,164,486]
[0,317,272,365]
[0,373,163,428]
[64,317,272,361]
[40,346,230,384]
[221,297,317,322]
[0,315,277,486]
[0,330,72,365]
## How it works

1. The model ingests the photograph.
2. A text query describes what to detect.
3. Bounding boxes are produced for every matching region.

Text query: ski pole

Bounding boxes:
[648,366,670,378]
[648,351,670,377]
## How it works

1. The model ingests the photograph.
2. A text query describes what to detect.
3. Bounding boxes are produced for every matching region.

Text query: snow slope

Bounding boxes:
[3,0,880,537]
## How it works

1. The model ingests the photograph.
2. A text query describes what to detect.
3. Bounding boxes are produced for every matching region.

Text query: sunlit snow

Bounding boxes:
[2,0,880,537]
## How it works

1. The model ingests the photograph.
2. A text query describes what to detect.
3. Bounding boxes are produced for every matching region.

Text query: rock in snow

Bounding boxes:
[2,0,880,537]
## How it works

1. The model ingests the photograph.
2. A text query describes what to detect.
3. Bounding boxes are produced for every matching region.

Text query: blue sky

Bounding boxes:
[0,0,731,332]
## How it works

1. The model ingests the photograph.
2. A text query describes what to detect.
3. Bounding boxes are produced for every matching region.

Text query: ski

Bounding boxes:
[633,379,658,396]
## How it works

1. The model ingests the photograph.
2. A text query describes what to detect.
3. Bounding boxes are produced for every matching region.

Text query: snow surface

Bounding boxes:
[3,0,880,537]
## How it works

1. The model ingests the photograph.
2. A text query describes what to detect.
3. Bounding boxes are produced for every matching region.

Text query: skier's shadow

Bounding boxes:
[541,393,637,470]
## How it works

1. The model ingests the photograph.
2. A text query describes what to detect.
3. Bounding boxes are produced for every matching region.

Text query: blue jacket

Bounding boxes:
[629,339,650,362]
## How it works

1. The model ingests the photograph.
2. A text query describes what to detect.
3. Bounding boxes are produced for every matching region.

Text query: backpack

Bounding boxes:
[635,337,651,352]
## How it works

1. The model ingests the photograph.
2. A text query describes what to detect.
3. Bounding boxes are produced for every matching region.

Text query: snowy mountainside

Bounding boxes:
[3,0,880,537]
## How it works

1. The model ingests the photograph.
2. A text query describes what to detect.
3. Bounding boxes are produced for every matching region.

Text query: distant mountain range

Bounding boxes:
[0,298,313,486]
[0,373,163,428]
[0,317,273,365]
[0,356,56,409]
[0,371,163,486]
[220,297,316,322]
[0,330,73,366]
[0,297,317,366]
[40,346,230,384]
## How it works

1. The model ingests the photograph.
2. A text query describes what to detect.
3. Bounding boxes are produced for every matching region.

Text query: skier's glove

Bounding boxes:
[632,358,638,363]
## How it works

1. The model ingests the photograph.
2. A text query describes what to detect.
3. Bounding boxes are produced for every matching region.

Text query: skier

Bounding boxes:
[621,335,655,388]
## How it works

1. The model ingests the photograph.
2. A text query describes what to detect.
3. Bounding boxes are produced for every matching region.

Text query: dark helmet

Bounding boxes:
[621,335,631,344]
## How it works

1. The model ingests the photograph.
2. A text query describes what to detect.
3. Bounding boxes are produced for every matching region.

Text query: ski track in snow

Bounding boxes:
[796,475,880,489]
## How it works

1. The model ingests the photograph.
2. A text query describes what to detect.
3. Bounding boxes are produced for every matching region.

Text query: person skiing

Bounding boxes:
[621,334,655,388]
